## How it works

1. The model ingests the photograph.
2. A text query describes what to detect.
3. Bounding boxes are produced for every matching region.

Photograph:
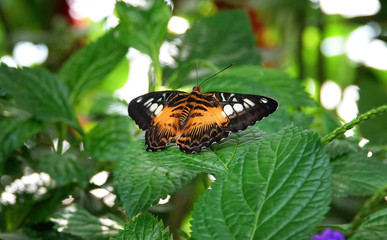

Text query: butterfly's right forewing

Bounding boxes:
[206,92,278,132]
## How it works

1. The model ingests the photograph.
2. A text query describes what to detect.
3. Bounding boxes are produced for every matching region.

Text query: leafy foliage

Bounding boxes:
[38,154,89,187]
[115,151,197,218]
[331,152,387,198]
[0,65,81,131]
[115,1,171,58]
[169,11,261,88]
[204,66,316,108]
[191,127,331,239]
[1,0,387,239]
[51,204,120,240]
[112,213,172,240]
[59,31,128,103]
[0,118,41,175]
[84,116,133,163]
[350,208,387,240]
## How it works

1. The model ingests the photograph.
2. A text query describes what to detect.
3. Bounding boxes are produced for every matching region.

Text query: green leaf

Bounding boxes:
[115,0,171,57]
[39,154,89,187]
[111,212,172,240]
[0,66,81,131]
[325,139,359,159]
[84,116,133,162]
[191,126,331,239]
[256,107,291,133]
[331,152,387,197]
[0,117,41,175]
[170,11,261,88]
[124,125,267,174]
[203,66,315,108]
[350,208,387,240]
[51,204,120,240]
[115,153,197,218]
[94,57,130,94]
[58,30,128,103]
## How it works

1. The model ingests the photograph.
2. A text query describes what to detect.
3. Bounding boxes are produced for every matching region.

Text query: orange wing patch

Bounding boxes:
[145,105,181,151]
[176,104,230,153]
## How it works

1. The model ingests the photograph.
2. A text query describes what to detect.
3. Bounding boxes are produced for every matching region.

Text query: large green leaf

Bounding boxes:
[51,204,119,240]
[350,208,387,240]
[203,66,315,108]
[0,66,80,130]
[112,212,172,240]
[331,152,387,198]
[84,116,133,163]
[58,31,128,103]
[115,0,171,57]
[115,152,197,218]
[0,117,41,175]
[124,125,268,174]
[191,126,331,239]
[169,11,261,88]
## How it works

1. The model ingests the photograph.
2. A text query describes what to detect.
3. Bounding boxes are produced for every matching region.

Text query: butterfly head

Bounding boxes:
[192,86,202,93]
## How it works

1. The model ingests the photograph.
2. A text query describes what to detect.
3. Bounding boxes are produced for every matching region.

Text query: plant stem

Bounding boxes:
[56,122,67,154]
[346,185,387,237]
[149,47,162,92]
[321,104,387,145]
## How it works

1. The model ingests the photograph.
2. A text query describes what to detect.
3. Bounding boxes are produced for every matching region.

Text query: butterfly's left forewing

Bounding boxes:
[128,91,186,130]
[129,91,188,151]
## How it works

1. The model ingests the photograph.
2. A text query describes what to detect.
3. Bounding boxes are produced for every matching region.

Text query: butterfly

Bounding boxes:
[128,85,278,153]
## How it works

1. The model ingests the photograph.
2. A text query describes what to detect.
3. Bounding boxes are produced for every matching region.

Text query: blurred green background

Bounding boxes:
[1,0,386,139]
[1,0,387,239]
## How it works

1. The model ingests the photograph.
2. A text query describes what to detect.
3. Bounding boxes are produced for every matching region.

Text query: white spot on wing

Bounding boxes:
[154,105,163,116]
[261,97,268,103]
[136,97,143,103]
[223,105,234,116]
[229,93,235,98]
[221,111,227,117]
[157,97,162,102]
[144,98,154,106]
[221,93,226,101]
[244,98,255,107]
[233,103,244,113]
[232,98,238,102]
[149,103,158,112]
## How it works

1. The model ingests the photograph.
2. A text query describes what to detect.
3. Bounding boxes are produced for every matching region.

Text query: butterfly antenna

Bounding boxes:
[196,61,199,86]
[199,63,234,86]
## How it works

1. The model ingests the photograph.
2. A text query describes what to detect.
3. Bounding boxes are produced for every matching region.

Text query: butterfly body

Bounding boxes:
[129,86,278,153]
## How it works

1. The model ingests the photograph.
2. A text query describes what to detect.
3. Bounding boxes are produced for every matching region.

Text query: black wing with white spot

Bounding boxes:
[206,92,279,132]
[128,90,187,130]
